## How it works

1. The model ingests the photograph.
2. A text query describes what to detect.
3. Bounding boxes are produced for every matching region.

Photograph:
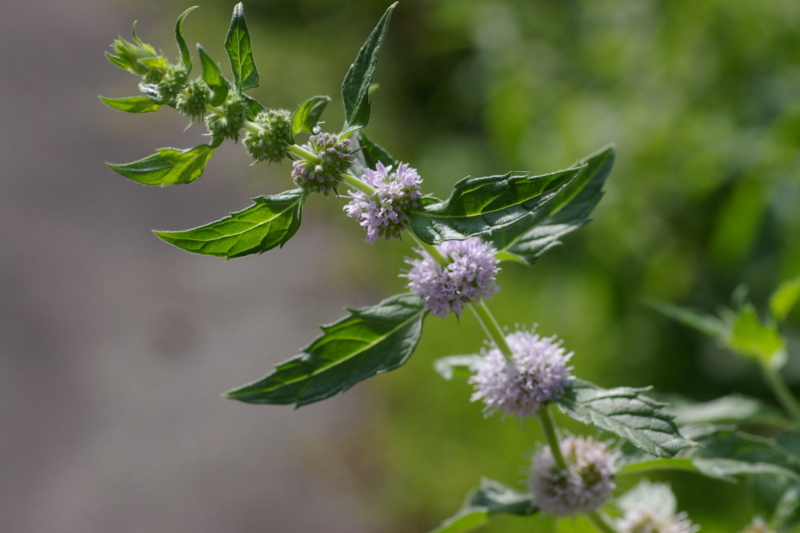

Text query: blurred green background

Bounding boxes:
[6,0,799,531]
[203,0,800,531]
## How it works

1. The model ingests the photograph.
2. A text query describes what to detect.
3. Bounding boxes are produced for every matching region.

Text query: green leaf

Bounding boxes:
[617,427,800,483]
[107,145,214,186]
[663,394,791,428]
[174,6,197,71]
[431,479,537,533]
[771,274,800,323]
[617,481,678,521]
[341,3,397,135]
[99,96,161,113]
[225,293,426,407]
[153,190,306,259]
[749,431,800,532]
[349,131,398,177]
[243,94,266,119]
[646,298,730,340]
[292,95,331,137]
[434,355,482,380]
[492,146,615,265]
[555,379,695,458]
[729,304,786,368]
[198,45,229,107]
[225,3,259,93]
[407,165,589,245]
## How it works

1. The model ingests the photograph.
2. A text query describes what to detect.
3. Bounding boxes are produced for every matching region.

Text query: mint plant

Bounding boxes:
[103,4,800,532]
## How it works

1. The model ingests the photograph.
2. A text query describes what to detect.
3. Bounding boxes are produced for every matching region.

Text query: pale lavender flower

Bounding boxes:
[618,510,700,533]
[292,132,355,194]
[530,435,616,516]
[740,518,773,533]
[343,162,422,243]
[402,237,499,318]
[469,329,572,418]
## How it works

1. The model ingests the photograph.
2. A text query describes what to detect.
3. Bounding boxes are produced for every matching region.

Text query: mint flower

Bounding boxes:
[618,510,699,533]
[292,132,355,194]
[740,518,773,533]
[530,435,616,516]
[343,162,422,243]
[402,237,499,318]
[469,329,572,418]
[244,109,293,164]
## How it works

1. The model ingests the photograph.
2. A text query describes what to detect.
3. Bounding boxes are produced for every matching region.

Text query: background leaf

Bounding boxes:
[729,304,786,368]
[99,96,161,114]
[407,166,588,245]
[174,6,197,71]
[492,146,615,265]
[663,394,791,428]
[225,3,259,92]
[225,293,426,407]
[431,479,537,533]
[555,378,695,458]
[749,431,800,532]
[153,189,306,259]
[434,355,482,381]
[292,95,331,137]
[771,274,800,323]
[647,298,730,340]
[341,3,397,134]
[198,45,229,107]
[107,145,214,186]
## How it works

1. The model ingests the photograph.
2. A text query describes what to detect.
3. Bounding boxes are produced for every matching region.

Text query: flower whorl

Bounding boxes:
[292,132,354,194]
[344,162,422,243]
[530,435,616,516]
[244,109,293,164]
[403,237,499,318]
[470,329,572,418]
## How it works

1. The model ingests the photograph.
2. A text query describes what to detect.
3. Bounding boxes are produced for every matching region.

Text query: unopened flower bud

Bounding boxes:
[243,109,293,164]
[175,79,210,122]
[109,37,162,76]
[291,132,354,194]
[205,94,248,142]
[156,64,189,103]
[530,435,616,516]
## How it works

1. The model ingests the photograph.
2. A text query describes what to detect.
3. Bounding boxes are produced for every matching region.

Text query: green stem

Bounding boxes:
[538,405,567,470]
[471,302,512,358]
[587,511,619,533]
[340,172,375,195]
[288,143,320,163]
[762,364,800,423]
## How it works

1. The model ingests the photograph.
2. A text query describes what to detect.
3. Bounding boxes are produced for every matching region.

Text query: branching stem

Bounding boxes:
[762,364,800,424]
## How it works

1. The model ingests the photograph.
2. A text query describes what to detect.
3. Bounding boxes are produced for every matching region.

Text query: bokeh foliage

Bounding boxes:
[151,0,800,530]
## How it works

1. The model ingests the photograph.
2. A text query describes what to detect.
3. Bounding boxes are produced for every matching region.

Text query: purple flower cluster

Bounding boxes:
[469,329,573,418]
[403,237,500,318]
[292,132,355,195]
[618,510,699,533]
[530,435,616,516]
[343,162,423,244]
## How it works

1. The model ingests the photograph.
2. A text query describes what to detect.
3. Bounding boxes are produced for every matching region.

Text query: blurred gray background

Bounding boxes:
[1,1,378,531]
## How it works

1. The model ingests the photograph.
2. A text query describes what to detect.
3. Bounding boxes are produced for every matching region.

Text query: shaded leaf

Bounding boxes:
[198,45,229,106]
[730,304,786,368]
[107,145,214,186]
[618,427,800,483]
[225,3,259,92]
[225,293,426,407]
[493,146,615,265]
[407,166,589,245]
[349,131,397,177]
[749,431,800,532]
[434,355,482,381]
[341,3,397,134]
[663,393,790,428]
[153,190,306,258]
[292,95,331,137]
[99,96,161,113]
[431,479,537,533]
[174,6,197,70]
[771,274,800,323]
[555,379,695,458]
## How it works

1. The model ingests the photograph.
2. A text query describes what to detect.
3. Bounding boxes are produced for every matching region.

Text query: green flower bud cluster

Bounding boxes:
[243,109,293,164]
[153,64,189,103]
[176,79,211,123]
[109,35,161,76]
[205,95,248,142]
